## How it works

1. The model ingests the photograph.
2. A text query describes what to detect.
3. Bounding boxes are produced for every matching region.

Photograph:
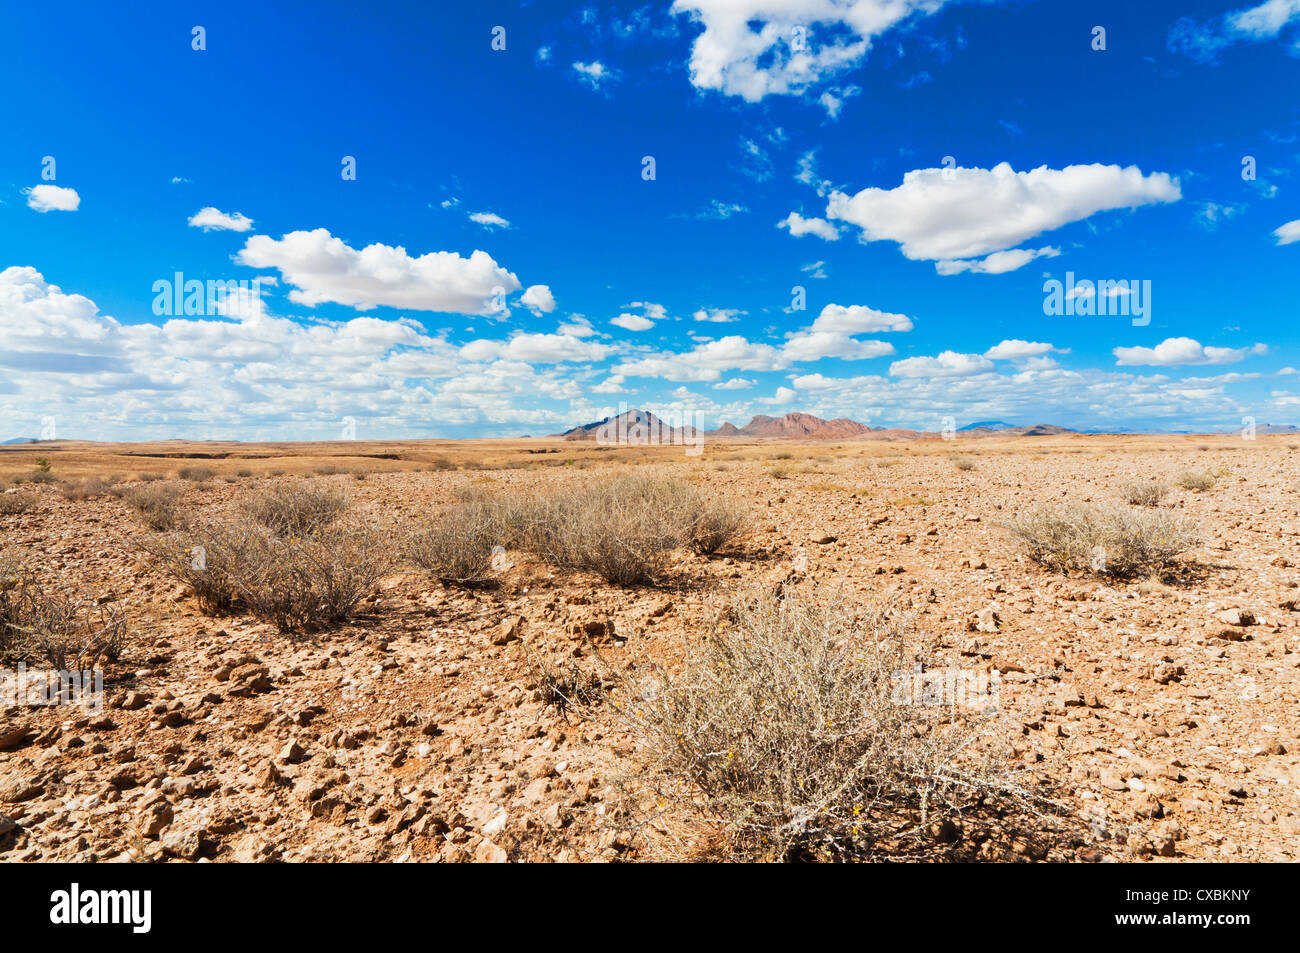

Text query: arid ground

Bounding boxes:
[1,433,1298,862]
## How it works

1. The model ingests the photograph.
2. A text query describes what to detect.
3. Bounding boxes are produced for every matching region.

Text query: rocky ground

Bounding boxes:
[1,437,1298,862]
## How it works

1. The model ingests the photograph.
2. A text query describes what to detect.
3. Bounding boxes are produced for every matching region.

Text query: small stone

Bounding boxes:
[474,838,508,863]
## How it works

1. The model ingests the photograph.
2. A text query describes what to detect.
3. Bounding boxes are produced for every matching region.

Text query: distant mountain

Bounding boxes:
[1,437,38,445]
[710,413,873,439]
[958,420,1015,431]
[558,409,702,443]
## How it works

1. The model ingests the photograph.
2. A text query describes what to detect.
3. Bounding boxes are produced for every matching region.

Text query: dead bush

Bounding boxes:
[953,456,977,471]
[1003,504,1200,578]
[178,466,215,482]
[514,473,702,585]
[243,484,348,537]
[59,477,115,501]
[146,519,389,632]
[687,500,751,555]
[123,485,186,531]
[0,493,35,515]
[631,586,1012,861]
[1121,481,1168,507]
[0,558,127,669]
[404,492,502,585]
[1176,469,1217,492]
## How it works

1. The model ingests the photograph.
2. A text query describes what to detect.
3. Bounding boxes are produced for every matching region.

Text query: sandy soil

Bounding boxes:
[1,434,1298,862]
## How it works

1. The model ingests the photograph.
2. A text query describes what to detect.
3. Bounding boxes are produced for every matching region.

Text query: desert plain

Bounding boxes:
[1,430,1298,863]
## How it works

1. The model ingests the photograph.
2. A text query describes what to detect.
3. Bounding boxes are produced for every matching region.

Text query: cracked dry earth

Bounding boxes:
[2,438,1299,863]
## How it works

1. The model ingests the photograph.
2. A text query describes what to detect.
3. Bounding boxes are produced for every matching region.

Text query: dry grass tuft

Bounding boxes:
[1003,504,1199,578]
[243,484,348,537]
[0,557,128,669]
[1175,469,1217,492]
[123,485,186,531]
[0,493,35,515]
[1121,481,1168,507]
[630,586,1014,861]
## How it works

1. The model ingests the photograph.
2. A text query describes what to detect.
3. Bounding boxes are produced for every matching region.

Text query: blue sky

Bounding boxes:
[1,0,1298,440]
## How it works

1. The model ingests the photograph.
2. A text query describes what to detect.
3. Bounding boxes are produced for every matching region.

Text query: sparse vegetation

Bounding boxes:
[179,465,215,482]
[1121,480,1168,507]
[953,456,977,471]
[631,586,1014,861]
[405,490,502,585]
[146,517,390,631]
[1176,469,1217,492]
[123,485,186,531]
[0,493,35,515]
[59,476,115,501]
[1004,504,1200,578]
[243,484,348,538]
[0,557,128,669]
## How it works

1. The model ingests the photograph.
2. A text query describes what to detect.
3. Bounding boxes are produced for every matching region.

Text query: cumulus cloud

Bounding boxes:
[713,377,754,389]
[811,303,913,333]
[890,351,994,378]
[984,339,1057,360]
[573,60,618,90]
[935,246,1059,276]
[521,285,556,313]
[671,0,950,102]
[1169,0,1300,63]
[460,332,611,364]
[1274,218,1300,245]
[611,313,655,331]
[759,386,798,405]
[469,211,510,229]
[825,163,1181,266]
[777,211,840,241]
[24,185,80,212]
[236,228,522,314]
[188,207,253,232]
[694,307,744,323]
[782,331,894,362]
[1113,337,1267,367]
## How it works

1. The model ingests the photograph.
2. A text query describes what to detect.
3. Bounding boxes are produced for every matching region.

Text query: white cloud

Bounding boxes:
[188,207,253,232]
[1113,337,1267,367]
[713,377,754,389]
[611,313,655,331]
[573,60,618,90]
[24,185,80,212]
[759,386,798,405]
[1170,0,1300,62]
[236,228,522,315]
[1273,219,1300,245]
[890,351,995,378]
[984,339,1057,360]
[469,211,510,229]
[782,331,894,362]
[811,303,913,333]
[459,332,611,364]
[935,246,1059,276]
[693,307,744,323]
[521,284,556,313]
[826,163,1181,264]
[777,211,840,241]
[671,0,951,102]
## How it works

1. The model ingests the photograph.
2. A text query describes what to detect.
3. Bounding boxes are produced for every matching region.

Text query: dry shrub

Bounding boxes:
[1003,504,1200,578]
[178,465,215,482]
[513,472,747,585]
[135,472,165,482]
[21,470,58,485]
[688,499,752,555]
[243,484,348,537]
[1121,481,1168,507]
[1176,469,1216,492]
[123,485,186,531]
[631,586,1012,861]
[953,456,977,471]
[404,488,507,585]
[0,493,35,515]
[59,476,115,501]
[0,557,127,668]
[146,519,389,632]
